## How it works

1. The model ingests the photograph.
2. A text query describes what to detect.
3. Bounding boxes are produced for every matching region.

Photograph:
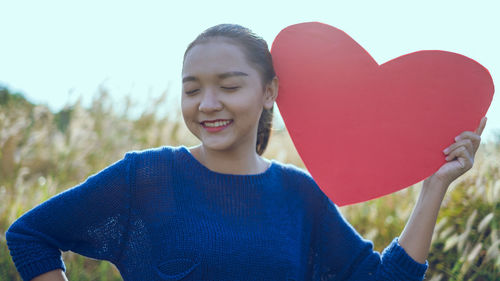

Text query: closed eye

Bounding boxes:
[185,89,199,95]
[221,86,240,91]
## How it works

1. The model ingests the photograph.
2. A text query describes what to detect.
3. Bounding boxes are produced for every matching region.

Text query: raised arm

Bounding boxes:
[310,117,487,281]
[399,117,487,263]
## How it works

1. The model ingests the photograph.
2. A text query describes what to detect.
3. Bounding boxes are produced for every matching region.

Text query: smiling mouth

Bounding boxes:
[201,119,233,128]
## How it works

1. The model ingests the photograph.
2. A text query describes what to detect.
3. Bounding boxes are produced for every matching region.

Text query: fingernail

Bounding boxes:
[443,148,449,154]
[455,136,461,141]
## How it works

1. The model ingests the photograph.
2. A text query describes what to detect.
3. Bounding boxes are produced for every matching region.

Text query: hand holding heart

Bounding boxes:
[430,117,487,187]
[271,22,494,205]
[398,116,487,263]
[271,22,494,264]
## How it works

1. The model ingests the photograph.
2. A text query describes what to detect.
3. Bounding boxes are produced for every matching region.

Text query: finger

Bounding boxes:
[445,146,473,169]
[475,117,487,136]
[455,131,481,152]
[445,146,468,161]
[443,139,474,156]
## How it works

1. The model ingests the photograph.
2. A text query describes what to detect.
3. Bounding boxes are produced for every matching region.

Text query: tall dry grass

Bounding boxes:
[0,85,498,280]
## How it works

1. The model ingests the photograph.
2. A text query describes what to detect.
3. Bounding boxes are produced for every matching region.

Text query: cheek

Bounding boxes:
[181,97,195,115]
[181,102,201,137]
[245,93,265,118]
[235,101,263,128]
[180,104,188,120]
[234,88,265,110]
[181,101,198,128]
[239,93,264,122]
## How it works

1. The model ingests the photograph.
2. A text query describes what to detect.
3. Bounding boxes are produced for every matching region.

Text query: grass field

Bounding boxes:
[1,86,498,280]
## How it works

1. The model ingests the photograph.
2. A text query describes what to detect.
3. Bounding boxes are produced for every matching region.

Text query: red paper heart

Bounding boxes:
[271,22,494,206]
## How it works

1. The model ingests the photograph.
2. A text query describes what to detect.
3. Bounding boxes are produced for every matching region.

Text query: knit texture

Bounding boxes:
[6,146,428,280]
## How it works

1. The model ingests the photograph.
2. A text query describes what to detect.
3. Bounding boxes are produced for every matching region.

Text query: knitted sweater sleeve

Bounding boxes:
[5,153,133,281]
[312,195,428,281]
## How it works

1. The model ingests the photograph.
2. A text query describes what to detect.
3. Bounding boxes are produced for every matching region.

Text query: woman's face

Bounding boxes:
[181,39,274,153]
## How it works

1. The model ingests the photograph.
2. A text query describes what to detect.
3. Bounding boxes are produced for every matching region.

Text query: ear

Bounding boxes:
[263,76,279,110]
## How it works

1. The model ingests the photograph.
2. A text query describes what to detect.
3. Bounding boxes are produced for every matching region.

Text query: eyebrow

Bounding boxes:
[182,71,249,83]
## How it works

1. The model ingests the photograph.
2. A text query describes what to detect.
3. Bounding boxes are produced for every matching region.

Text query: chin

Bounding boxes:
[200,140,235,152]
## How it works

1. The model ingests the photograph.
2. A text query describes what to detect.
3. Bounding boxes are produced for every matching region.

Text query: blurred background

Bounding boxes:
[1,1,499,280]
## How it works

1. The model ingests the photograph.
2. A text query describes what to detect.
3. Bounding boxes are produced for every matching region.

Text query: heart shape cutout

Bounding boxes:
[271,22,494,206]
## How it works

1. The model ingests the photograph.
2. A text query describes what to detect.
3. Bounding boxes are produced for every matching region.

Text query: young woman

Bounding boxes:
[6,24,487,281]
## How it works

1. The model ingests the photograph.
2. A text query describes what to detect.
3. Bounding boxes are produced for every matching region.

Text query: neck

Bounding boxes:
[189,144,269,175]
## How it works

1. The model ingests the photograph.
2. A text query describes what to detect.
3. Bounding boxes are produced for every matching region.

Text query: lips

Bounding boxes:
[201,119,232,128]
[200,119,233,132]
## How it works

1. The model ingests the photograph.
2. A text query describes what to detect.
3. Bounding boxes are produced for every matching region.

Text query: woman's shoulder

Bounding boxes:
[122,145,188,186]
[125,145,185,162]
[271,161,326,197]
[119,145,190,178]
[272,161,315,183]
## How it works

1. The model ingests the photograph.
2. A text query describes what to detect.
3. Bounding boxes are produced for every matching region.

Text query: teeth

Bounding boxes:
[204,120,231,127]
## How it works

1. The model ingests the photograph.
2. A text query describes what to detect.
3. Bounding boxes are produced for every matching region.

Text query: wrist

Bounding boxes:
[422,175,450,196]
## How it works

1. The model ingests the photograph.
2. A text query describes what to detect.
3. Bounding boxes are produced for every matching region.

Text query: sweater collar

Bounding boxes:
[176,145,278,186]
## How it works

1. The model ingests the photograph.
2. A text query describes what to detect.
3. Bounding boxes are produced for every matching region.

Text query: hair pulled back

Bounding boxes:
[183,24,276,156]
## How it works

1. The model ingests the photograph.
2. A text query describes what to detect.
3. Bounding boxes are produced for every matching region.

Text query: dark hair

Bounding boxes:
[183,24,276,156]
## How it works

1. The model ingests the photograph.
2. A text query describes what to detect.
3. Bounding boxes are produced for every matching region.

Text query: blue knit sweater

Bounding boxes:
[6,146,427,281]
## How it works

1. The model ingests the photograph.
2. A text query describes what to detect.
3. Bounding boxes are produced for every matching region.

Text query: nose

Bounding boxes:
[198,88,223,113]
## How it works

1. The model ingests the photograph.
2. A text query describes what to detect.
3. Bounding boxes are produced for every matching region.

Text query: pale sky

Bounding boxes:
[1,0,498,141]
